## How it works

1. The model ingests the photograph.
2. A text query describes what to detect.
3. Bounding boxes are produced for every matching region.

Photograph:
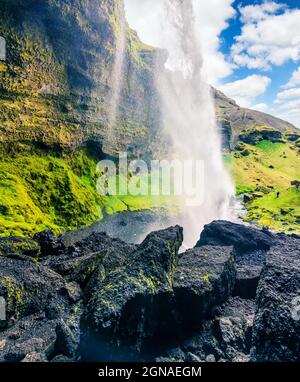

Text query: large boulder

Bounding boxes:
[43,232,135,288]
[79,226,183,361]
[233,264,261,299]
[0,256,73,324]
[157,297,255,363]
[33,230,65,257]
[251,235,300,361]
[196,220,276,254]
[0,237,40,259]
[173,245,236,331]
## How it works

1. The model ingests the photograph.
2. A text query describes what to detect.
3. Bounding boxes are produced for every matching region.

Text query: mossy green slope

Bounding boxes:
[0,144,177,237]
[229,139,300,233]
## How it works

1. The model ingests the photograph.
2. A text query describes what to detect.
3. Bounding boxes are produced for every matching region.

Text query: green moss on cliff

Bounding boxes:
[229,139,300,233]
[0,144,103,236]
[0,144,179,237]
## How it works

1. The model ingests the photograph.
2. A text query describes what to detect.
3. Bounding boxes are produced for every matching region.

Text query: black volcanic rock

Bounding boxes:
[0,256,70,323]
[79,226,183,361]
[0,237,40,259]
[43,232,135,288]
[239,129,283,145]
[233,264,261,299]
[33,230,65,257]
[251,235,300,361]
[1,221,300,363]
[159,297,255,362]
[174,245,236,330]
[196,220,276,254]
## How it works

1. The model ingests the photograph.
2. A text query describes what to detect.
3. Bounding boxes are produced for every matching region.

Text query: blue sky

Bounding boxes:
[125,0,300,127]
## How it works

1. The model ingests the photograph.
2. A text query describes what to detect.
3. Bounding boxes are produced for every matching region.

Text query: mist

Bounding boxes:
[154,0,235,247]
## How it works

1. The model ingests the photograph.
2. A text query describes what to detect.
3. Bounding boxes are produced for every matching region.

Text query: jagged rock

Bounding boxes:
[33,230,65,257]
[21,352,48,362]
[79,226,183,361]
[167,347,186,361]
[4,337,45,362]
[44,252,103,285]
[0,256,71,322]
[251,235,300,361]
[44,233,135,287]
[72,232,136,258]
[0,315,57,362]
[0,237,40,258]
[173,245,236,330]
[1,221,299,364]
[50,355,73,362]
[233,265,261,299]
[64,282,82,304]
[54,320,78,358]
[286,133,300,142]
[205,354,216,362]
[175,297,255,363]
[213,88,298,142]
[196,220,276,254]
[186,352,202,362]
[239,129,283,145]
[243,194,254,203]
[241,149,250,157]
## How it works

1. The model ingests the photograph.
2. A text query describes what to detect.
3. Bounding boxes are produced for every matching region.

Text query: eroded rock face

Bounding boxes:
[173,246,236,331]
[80,226,183,361]
[0,257,69,323]
[196,220,276,254]
[0,0,164,159]
[251,235,300,362]
[156,297,255,363]
[0,221,299,363]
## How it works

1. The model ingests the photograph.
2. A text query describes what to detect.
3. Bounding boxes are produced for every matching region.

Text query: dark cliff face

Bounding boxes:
[0,0,296,157]
[0,0,163,158]
[213,88,298,150]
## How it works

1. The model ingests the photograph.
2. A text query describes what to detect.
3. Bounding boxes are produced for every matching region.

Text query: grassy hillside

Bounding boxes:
[229,139,300,233]
[0,144,178,237]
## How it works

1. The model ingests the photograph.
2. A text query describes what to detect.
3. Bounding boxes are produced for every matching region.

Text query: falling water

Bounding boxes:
[156,0,235,248]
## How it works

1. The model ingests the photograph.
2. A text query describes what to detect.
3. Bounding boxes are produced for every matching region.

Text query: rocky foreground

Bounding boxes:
[0,221,299,362]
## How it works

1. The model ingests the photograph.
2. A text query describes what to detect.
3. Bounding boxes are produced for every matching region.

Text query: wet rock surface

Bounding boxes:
[251,234,300,361]
[173,246,236,330]
[196,220,276,254]
[0,220,299,362]
[80,226,183,361]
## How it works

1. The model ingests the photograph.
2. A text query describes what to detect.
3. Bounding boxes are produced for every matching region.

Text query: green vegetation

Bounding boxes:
[1,275,26,319]
[229,139,300,233]
[0,144,179,237]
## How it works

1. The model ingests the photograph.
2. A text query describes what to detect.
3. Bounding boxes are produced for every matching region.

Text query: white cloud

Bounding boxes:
[231,3,300,70]
[274,83,300,127]
[277,98,300,110]
[282,66,300,89]
[239,1,286,23]
[219,74,271,107]
[276,87,300,101]
[276,109,300,128]
[124,0,236,85]
[251,103,269,112]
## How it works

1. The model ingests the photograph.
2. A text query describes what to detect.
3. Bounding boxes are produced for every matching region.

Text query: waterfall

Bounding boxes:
[156,0,235,248]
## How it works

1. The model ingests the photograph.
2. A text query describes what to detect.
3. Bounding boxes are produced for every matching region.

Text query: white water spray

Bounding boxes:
[156,0,235,247]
